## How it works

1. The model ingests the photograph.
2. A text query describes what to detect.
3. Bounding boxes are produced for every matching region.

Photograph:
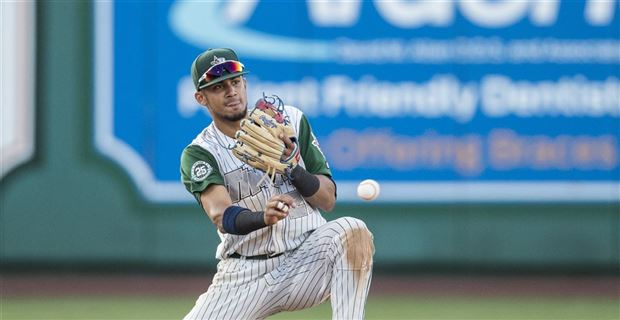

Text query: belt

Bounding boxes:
[228,252,284,260]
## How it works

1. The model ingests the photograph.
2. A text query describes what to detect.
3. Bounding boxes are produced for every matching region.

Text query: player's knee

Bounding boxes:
[337,217,374,269]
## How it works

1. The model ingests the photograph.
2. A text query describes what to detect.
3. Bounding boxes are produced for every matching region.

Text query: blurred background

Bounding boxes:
[1,1,618,319]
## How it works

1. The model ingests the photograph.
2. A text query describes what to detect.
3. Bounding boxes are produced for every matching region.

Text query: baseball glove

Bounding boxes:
[232,95,300,179]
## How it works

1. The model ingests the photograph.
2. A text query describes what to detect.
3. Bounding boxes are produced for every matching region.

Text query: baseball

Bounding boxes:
[357,179,380,201]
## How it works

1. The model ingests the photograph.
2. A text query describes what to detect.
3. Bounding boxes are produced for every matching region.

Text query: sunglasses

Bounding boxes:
[198,60,245,89]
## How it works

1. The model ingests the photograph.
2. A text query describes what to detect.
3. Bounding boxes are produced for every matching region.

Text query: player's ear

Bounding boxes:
[195,90,208,107]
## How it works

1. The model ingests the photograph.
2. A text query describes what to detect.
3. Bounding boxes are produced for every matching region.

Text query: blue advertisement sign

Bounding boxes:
[95,1,619,203]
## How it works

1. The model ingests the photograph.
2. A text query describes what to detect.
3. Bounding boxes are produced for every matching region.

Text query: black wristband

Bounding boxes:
[235,210,267,235]
[222,206,267,235]
[287,165,320,197]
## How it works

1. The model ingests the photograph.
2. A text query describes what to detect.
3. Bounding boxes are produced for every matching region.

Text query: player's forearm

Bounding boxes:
[203,205,227,233]
[287,166,336,211]
[279,165,337,212]
[199,185,233,233]
[304,175,336,212]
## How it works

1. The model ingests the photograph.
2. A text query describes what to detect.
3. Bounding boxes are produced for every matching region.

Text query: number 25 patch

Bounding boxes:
[191,161,213,182]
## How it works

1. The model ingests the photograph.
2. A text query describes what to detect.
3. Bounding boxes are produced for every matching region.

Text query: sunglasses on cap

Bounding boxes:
[197,60,245,89]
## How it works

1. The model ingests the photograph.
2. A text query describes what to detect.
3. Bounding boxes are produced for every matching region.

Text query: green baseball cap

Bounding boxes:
[191,48,249,90]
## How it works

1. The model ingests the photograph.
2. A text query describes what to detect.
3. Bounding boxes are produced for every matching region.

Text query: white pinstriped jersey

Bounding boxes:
[181,105,330,260]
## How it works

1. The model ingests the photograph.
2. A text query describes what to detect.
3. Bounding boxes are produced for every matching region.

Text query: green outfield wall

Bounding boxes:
[1,2,618,273]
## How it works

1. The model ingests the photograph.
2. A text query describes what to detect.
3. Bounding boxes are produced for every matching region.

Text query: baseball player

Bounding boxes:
[180,48,374,320]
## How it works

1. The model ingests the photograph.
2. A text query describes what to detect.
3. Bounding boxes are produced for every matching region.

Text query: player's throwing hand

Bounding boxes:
[264,195,296,225]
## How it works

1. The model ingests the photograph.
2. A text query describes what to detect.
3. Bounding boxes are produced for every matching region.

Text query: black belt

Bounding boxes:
[228,252,284,260]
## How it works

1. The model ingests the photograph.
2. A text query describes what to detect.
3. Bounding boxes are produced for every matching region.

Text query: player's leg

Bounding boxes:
[270,217,374,319]
[183,257,283,320]
[184,218,374,319]
[329,217,374,320]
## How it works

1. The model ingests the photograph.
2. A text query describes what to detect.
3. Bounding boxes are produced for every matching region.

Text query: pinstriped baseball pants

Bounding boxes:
[183,217,374,320]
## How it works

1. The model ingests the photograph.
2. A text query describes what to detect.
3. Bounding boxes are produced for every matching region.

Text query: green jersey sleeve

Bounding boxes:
[180,145,225,202]
[298,114,332,177]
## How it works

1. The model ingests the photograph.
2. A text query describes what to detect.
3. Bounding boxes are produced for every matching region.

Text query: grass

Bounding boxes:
[1,295,618,320]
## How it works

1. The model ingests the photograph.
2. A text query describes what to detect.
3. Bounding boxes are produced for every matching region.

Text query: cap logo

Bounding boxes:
[211,55,226,66]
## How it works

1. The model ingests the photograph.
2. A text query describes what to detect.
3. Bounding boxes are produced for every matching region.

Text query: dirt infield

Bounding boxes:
[1,274,618,298]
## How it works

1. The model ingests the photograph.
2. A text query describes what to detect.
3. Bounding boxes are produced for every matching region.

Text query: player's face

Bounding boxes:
[199,76,248,122]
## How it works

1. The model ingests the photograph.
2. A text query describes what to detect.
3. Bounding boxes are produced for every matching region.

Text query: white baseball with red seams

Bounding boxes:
[357,179,380,201]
